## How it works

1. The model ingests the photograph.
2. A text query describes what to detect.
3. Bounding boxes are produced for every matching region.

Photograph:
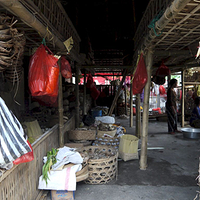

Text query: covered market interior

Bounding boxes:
[1,0,200,199]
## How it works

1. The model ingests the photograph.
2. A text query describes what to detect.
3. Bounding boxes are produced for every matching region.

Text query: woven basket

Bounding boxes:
[79,146,118,184]
[68,129,96,140]
[97,128,117,137]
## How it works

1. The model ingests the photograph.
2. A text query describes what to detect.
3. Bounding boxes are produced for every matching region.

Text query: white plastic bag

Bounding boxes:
[95,116,115,124]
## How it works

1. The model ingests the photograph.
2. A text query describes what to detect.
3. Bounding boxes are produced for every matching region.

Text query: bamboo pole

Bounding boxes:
[125,86,127,115]
[58,58,64,147]
[136,94,141,138]
[140,49,153,170]
[75,65,79,128]
[130,78,133,127]
[108,69,127,116]
[83,70,87,115]
[181,70,185,127]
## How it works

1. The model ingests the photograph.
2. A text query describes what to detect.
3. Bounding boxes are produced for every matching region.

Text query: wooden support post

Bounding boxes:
[136,94,141,138]
[108,69,127,116]
[140,49,153,170]
[157,94,160,108]
[75,65,79,128]
[83,70,87,115]
[111,82,113,96]
[130,77,133,127]
[181,70,185,127]
[58,58,64,147]
[125,86,127,115]
[112,72,114,96]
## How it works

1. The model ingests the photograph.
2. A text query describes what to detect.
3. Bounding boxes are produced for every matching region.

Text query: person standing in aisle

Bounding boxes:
[166,78,181,134]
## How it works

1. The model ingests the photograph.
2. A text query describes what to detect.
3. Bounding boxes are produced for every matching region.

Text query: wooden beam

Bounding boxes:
[181,70,185,127]
[81,65,132,69]
[108,69,127,116]
[140,49,153,170]
[130,77,133,127]
[75,65,80,128]
[83,70,87,115]
[58,58,64,147]
[154,50,192,57]
[125,86,127,115]
[136,94,141,138]
[184,82,200,85]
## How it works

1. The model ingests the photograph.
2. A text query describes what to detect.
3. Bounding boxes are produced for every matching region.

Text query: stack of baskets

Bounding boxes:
[68,128,96,142]
[93,124,120,149]
[117,106,130,116]
[79,146,118,184]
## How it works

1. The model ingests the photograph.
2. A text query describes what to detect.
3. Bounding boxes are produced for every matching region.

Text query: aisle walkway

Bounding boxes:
[74,117,200,200]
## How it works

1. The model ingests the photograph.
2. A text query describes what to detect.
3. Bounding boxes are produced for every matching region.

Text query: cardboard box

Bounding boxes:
[51,190,75,200]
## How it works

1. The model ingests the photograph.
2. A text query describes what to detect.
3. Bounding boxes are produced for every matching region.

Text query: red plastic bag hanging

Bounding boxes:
[61,56,72,79]
[86,73,100,100]
[86,73,94,88]
[132,53,148,94]
[153,61,170,85]
[155,61,171,76]
[28,44,59,97]
[13,140,34,165]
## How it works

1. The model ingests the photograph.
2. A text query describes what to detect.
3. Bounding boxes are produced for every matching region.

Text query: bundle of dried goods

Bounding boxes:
[0,14,26,82]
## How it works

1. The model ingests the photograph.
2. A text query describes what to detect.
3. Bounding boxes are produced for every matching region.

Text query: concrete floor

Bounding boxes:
[48,116,200,200]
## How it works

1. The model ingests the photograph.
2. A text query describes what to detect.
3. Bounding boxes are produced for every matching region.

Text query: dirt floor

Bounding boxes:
[47,116,200,200]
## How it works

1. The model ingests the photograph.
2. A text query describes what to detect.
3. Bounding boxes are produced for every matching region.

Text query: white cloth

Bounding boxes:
[43,146,83,170]
[38,164,82,191]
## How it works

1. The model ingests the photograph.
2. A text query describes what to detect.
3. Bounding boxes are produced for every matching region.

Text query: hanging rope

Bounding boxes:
[41,37,46,46]
[148,10,164,36]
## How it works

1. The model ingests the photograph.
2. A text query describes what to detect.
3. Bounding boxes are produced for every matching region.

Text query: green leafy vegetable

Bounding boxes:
[42,148,59,185]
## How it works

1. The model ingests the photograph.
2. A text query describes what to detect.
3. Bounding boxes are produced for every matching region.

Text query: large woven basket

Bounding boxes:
[79,146,118,184]
[68,129,96,141]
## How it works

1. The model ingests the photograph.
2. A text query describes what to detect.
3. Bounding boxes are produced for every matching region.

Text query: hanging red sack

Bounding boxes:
[86,73,100,100]
[28,44,59,97]
[13,140,34,165]
[61,56,72,79]
[132,53,148,94]
[86,73,94,88]
[155,61,171,77]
